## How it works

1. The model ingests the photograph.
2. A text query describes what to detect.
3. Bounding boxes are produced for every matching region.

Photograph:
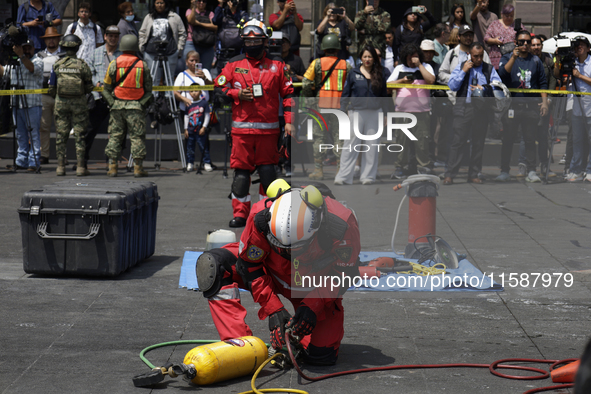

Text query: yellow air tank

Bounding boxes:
[183,336,268,385]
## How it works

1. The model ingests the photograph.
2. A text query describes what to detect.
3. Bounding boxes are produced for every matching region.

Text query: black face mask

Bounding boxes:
[245,44,265,58]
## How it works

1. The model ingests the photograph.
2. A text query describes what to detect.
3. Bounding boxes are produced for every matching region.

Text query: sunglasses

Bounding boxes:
[516,39,531,45]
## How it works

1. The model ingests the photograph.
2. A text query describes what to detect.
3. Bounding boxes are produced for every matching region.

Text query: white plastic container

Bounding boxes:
[205,229,236,251]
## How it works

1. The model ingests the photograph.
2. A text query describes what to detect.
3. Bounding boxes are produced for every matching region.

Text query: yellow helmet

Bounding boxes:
[266,179,290,198]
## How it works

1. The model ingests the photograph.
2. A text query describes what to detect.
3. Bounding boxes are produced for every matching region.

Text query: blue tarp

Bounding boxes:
[179,251,503,292]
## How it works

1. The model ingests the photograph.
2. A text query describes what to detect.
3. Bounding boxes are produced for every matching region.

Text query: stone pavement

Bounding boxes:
[0,136,590,393]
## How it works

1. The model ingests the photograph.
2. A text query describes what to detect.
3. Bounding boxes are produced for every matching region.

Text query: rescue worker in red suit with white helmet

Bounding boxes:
[214,19,295,228]
[196,180,361,365]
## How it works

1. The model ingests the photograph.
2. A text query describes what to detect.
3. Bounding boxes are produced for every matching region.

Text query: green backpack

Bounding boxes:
[55,58,85,98]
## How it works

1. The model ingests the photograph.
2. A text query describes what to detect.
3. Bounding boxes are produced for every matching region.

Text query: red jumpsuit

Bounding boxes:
[208,197,360,364]
[214,53,294,220]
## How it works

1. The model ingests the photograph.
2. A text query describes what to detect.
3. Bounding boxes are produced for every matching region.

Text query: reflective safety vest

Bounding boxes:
[318,56,348,109]
[113,53,144,101]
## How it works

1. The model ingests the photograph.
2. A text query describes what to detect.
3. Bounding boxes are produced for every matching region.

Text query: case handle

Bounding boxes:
[36,221,100,240]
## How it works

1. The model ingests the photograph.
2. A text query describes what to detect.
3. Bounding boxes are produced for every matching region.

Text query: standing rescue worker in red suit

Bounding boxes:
[214,19,295,228]
[196,181,361,365]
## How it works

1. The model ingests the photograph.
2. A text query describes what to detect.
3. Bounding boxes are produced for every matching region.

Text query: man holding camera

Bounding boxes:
[558,36,591,182]
[269,0,303,55]
[0,40,43,172]
[212,0,248,73]
[496,30,548,183]
[17,0,62,52]
[214,19,294,228]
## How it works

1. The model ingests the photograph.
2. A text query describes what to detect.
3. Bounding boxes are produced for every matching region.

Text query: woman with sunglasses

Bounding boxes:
[446,3,469,30]
[186,0,217,71]
[484,4,524,70]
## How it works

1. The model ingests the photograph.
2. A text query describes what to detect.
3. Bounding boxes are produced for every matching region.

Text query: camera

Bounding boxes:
[268,30,282,57]
[331,8,344,15]
[153,40,170,55]
[0,23,29,63]
[554,35,577,76]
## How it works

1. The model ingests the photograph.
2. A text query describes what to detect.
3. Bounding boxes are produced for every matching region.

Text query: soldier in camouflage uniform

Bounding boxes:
[102,34,153,177]
[354,0,391,55]
[302,34,351,180]
[48,34,94,176]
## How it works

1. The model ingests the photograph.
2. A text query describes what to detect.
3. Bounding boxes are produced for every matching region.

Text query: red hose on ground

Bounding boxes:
[285,333,576,394]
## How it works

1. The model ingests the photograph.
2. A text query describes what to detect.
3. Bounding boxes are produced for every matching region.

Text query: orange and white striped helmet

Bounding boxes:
[266,186,324,257]
[240,19,270,39]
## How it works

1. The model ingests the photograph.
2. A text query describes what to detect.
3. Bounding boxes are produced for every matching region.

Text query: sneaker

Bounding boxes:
[540,165,557,178]
[566,172,583,182]
[391,167,407,180]
[204,163,213,172]
[585,174,591,182]
[559,154,566,165]
[433,160,446,168]
[525,171,541,183]
[361,179,373,185]
[187,163,194,171]
[516,163,527,177]
[495,172,511,182]
[334,179,344,185]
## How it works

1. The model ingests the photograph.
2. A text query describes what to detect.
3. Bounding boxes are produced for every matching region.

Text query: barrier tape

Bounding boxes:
[2,83,590,96]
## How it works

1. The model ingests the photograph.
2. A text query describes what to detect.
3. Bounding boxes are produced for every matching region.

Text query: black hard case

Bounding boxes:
[18,180,159,276]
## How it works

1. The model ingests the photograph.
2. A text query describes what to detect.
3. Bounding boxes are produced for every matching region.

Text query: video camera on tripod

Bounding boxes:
[554,35,578,76]
[268,31,282,57]
[0,23,29,64]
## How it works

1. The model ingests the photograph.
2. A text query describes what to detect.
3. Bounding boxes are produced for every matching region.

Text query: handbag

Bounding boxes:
[191,14,215,47]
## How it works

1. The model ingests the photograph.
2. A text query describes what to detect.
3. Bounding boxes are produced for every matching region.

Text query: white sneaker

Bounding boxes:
[361,179,373,185]
[187,163,194,171]
[334,179,344,185]
[517,163,527,177]
[525,171,541,183]
[204,163,213,172]
[566,172,583,182]
[584,174,591,182]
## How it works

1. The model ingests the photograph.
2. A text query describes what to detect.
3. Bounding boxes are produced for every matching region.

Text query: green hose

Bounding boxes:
[139,340,217,369]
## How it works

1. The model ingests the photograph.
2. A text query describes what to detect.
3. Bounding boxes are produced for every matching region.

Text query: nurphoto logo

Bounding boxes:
[301,108,419,153]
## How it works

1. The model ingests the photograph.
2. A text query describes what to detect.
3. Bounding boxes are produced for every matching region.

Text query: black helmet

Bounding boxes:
[59,34,82,50]
[120,34,139,52]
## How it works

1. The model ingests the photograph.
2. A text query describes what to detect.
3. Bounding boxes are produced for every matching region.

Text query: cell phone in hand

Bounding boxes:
[37,16,43,21]
[196,63,202,70]
[411,6,425,13]
[332,8,344,15]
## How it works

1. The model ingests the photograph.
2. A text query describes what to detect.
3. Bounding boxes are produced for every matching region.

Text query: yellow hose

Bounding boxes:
[237,353,308,394]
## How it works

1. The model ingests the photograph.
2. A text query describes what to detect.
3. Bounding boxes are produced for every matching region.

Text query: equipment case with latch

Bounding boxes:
[18,180,159,277]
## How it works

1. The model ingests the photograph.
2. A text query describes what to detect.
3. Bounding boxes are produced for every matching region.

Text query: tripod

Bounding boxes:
[545,90,568,183]
[127,52,186,171]
[3,60,40,173]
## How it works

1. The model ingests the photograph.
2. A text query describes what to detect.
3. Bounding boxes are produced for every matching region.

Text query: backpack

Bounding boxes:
[55,57,85,98]
[148,93,174,125]
[218,14,242,50]
[70,21,98,40]
[280,14,301,51]
[191,14,216,47]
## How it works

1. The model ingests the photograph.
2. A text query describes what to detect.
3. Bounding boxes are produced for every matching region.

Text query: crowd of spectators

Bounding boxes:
[4,0,591,184]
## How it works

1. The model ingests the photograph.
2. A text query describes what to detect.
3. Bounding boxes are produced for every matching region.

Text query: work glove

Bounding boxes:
[268,308,292,349]
[285,304,317,338]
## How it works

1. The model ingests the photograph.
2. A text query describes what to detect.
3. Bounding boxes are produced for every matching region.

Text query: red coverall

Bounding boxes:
[214,53,295,220]
[208,197,360,363]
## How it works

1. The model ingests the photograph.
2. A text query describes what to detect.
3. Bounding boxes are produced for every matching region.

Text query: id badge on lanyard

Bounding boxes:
[252,83,264,97]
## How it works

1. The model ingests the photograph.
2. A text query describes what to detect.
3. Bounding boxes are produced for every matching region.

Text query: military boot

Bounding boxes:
[107,159,118,177]
[134,159,148,178]
[76,158,89,176]
[56,156,65,176]
[308,166,324,180]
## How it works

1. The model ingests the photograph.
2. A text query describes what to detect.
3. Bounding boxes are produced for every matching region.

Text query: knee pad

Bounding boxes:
[232,169,251,198]
[257,164,277,193]
[196,248,237,298]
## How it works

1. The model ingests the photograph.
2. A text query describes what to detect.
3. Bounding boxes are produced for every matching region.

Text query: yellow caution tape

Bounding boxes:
[2,83,590,96]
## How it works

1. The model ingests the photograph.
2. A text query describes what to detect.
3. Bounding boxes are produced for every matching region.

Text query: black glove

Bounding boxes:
[286,304,317,338]
[268,308,291,349]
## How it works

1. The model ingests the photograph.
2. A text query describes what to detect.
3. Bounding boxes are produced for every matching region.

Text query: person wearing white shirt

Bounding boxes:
[64,2,104,65]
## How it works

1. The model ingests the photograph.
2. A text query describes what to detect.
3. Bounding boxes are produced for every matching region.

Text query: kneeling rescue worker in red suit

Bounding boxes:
[197,180,361,365]
[214,19,295,228]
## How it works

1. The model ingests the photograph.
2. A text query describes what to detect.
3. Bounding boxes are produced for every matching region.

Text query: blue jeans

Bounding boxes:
[187,130,211,164]
[15,106,42,168]
[570,115,591,174]
[144,51,179,85]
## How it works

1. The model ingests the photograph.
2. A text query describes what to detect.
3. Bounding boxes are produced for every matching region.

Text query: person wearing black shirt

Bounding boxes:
[281,36,305,82]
